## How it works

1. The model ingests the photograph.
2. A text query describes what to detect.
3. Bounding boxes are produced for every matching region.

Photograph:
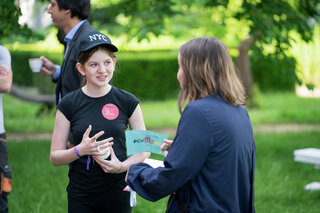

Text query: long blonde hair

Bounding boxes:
[178,37,246,113]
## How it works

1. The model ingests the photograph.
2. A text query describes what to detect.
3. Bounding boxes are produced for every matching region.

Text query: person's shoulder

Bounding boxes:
[78,21,96,34]
[184,94,228,117]
[0,45,11,65]
[58,89,82,111]
[0,46,10,56]
[74,21,96,41]
[0,45,8,51]
[112,87,137,98]
[187,95,217,108]
[61,88,82,102]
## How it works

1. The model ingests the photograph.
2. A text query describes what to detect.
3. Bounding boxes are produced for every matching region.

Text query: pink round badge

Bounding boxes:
[102,104,119,120]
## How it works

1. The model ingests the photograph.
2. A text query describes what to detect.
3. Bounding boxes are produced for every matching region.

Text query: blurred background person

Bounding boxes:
[0,45,13,213]
[41,0,107,147]
[40,0,99,105]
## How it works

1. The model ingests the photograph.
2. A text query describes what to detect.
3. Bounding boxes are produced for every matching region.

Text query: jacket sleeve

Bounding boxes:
[127,104,214,201]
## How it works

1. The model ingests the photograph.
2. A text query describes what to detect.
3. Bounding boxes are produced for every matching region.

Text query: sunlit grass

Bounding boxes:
[3,92,320,134]
[249,92,320,124]
[291,25,320,88]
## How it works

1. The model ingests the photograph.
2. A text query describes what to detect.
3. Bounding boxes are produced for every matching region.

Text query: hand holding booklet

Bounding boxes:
[126,130,168,156]
[125,130,166,207]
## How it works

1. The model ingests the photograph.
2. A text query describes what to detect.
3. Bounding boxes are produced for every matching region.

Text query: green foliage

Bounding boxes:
[291,25,320,88]
[251,52,297,92]
[234,0,320,52]
[90,0,320,92]
[92,0,320,53]
[92,0,176,42]
[10,49,180,99]
[10,50,63,93]
[0,1,33,40]
[113,56,180,100]
[9,47,302,98]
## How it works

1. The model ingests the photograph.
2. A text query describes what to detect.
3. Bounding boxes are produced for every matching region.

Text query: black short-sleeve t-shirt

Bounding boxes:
[58,86,139,193]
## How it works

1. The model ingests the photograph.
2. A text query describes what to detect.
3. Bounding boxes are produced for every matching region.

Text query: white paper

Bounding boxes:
[143,158,164,168]
[123,185,136,207]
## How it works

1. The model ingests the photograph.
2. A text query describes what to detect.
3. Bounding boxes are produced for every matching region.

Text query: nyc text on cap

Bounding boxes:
[80,31,118,53]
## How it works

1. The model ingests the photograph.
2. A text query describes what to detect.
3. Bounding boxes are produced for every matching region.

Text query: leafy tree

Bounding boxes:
[0,1,33,40]
[2,0,320,99]
[91,0,320,98]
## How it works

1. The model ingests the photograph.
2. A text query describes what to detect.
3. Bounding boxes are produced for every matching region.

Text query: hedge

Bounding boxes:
[10,50,63,94]
[250,52,297,92]
[10,50,180,100]
[9,50,297,100]
[113,57,180,100]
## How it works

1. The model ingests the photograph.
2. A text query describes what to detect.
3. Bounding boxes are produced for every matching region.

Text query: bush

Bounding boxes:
[10,49,298,99]
[113,57,180,100]
[10,50,180,99]
[251,52,297,92]
[10,50,63,94]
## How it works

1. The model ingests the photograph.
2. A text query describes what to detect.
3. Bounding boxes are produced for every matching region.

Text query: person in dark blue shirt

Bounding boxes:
[126,37,256,213]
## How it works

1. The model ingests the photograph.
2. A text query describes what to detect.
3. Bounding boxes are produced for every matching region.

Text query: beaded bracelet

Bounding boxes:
[74,146,81,158]
[117,162,123,174]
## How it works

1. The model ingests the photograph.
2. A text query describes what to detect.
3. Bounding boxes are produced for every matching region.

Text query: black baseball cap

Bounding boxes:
[79,30,118,53]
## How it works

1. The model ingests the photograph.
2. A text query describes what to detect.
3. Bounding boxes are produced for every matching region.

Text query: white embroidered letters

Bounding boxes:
[89,34,108,42]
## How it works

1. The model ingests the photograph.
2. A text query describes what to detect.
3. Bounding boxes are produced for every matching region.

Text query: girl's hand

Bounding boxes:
[77,125,113,156]
[160,139,173,157]
[93,146,122,173]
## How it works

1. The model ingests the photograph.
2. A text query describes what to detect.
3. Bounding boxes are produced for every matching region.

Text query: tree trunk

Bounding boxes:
[236,36,253,99]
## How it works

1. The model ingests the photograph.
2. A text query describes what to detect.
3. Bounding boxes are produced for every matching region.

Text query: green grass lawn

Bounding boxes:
[7,131,320,212]
[3,91,320,212]
[3,92,320,133]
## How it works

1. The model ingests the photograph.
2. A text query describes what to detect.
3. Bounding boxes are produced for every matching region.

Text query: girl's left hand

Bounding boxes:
[93,146,123,174]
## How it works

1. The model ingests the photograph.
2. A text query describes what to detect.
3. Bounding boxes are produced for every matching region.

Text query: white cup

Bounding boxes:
[29,58,43,73]
[97,143,110,159]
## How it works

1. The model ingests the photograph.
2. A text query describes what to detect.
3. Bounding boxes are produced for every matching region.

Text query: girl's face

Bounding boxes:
[177,53,184,88]
[77,49,116,88]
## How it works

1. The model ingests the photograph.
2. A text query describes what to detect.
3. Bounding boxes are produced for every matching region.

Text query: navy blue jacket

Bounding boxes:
[127,94,255,213]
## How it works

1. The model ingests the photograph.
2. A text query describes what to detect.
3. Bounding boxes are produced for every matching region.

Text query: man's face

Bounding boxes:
[47,0,68,29]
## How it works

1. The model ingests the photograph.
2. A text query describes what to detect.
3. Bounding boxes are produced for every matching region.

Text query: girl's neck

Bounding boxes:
[82,84,111,97]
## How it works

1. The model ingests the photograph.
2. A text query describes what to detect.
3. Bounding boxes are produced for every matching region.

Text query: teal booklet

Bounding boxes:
[126,130,168,156]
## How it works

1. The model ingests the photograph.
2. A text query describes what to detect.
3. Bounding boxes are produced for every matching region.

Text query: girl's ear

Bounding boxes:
[76,63,85,76]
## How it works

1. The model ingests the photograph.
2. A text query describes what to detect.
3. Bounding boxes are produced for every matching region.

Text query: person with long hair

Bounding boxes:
[50,31,149,213]
[126,37,256,213]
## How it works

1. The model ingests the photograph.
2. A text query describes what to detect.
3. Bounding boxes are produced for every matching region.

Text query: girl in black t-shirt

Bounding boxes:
[50,33,150,213]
